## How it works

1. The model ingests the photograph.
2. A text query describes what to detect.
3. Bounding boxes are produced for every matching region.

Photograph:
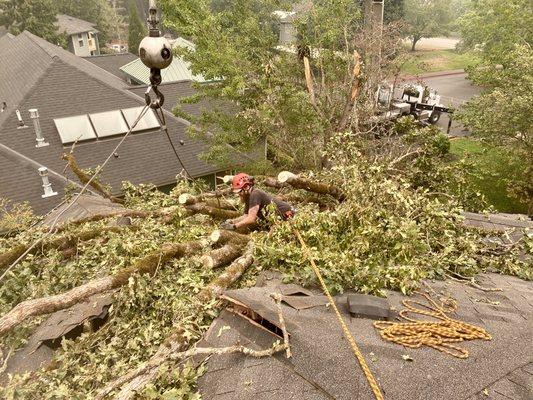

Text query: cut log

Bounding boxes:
[183,203,240,220]
[201,243,245,269]
[0,226,132,273]
[61,154,123,204]
[96,242,256,399]
[209,230,250,246]
[277,171,345,201]
[198,242,255,302]
[0,239,208,338]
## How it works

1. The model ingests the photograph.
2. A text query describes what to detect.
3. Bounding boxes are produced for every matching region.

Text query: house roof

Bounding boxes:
[120,38,206,85]
[84,53,138,80]
[56,14,98,35]
[0,31,240,215]
[198,273,533,400]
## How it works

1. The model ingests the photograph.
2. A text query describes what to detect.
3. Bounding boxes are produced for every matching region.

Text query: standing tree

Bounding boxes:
[0,0,60,43]
[458,0,533,213]
[404,0,451,51]
[128,0,146,55]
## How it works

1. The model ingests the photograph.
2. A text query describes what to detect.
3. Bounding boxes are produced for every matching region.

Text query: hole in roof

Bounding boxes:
[1,102,6,112]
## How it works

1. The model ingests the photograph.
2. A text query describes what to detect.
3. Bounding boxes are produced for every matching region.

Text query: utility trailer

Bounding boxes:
[373,83,455,133]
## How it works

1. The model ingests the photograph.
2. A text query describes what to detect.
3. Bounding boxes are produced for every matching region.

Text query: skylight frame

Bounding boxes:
[121,107,161,132]
[89,110,129,138]
[53,114,97,144]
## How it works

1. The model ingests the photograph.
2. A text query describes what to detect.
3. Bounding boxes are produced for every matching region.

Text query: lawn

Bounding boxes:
[401,49,479,75]
[449,138,528,214]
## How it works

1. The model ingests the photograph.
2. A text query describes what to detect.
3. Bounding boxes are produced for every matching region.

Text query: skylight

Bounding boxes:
[54,115,97,144]
[89,110,129,138]
[121,107,160,132]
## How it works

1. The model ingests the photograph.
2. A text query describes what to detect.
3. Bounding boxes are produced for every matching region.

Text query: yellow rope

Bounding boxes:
[373,292,492,359]
[294,229,384,400]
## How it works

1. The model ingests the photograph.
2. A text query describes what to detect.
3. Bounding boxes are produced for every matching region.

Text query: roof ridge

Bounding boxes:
[20,31,59,59]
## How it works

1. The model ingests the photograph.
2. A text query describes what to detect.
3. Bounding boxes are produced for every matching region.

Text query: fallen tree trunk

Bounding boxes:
[201,243,245,269]
[0,226,132,273]
[96,243,257,399]
[61,154,124,204]
[183,203,240,220]
[178,193,237,210]
[0,239,208,338]
[262,177,289,189]
[277,171,346,201]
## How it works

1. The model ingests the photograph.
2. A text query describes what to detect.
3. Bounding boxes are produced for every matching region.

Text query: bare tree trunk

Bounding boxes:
[0,239,208,338]
[178,193,237,210]
[277,171,346,201]
[183,203,240,220]
[262,177,289,189]
[411,36,420,52]
[61,153,124,204]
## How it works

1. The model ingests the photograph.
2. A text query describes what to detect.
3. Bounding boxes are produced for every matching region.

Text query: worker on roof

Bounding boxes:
[220,173,295,231]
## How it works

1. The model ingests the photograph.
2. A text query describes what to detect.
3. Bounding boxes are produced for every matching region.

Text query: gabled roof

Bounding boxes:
[120,38,206,85]
[56,14,98,36]
[84,53,138,80]
[0,31,241,215]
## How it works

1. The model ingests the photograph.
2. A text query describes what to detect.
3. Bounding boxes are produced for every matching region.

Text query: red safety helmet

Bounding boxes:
[232,173,253,192]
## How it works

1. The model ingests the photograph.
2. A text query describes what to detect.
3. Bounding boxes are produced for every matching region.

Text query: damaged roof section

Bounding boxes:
[198,273,532,400]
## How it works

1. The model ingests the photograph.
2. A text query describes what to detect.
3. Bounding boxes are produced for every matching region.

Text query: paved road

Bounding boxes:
[402,72,482,136]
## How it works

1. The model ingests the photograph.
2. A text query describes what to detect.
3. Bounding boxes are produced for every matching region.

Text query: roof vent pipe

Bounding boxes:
[38,167,58,198]
[16,109,27,129]
[29,109,49,147]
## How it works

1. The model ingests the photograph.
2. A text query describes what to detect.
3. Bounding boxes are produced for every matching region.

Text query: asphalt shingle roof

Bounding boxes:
[56,14,98,35]
[83,53,138,80]
[0,31,239,215]
[199,273,533,400]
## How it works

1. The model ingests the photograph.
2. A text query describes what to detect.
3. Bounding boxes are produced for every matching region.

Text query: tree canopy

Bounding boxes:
[458,0,533,213]
[0,0,61,44]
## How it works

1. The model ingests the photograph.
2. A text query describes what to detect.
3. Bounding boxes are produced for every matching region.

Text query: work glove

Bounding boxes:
[219,220,236,231]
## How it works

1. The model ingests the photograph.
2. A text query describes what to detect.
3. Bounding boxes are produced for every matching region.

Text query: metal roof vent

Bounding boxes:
[16,109,27,129]
[29,109,49,147]
[38,167,58,198]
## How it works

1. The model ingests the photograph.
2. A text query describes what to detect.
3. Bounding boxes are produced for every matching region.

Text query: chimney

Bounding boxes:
[16,109,27,129]
[38,167,58,198]
[29,109,49,147]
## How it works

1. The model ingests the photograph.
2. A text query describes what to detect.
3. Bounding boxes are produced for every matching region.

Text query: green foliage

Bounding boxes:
[384,0,405,24]
[458,0,533,213]
[450,138,529,214]
[404,0,452,51]
[0,198,36,233]
[128,0,146,55]
[0,0,61,44]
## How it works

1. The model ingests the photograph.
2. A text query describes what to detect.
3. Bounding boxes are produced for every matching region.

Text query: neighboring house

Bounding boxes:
[56,14,100,57]
[0,31,244,215]
[120,38,207,85]
[84,53,138,81]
